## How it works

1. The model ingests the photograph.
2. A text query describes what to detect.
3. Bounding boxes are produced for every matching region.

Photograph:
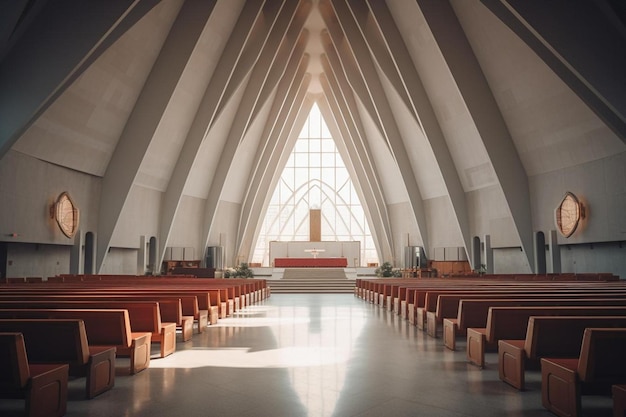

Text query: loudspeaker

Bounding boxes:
[205,246,223,269]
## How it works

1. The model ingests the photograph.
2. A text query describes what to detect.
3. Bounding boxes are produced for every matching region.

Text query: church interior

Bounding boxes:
[1,1,626,416]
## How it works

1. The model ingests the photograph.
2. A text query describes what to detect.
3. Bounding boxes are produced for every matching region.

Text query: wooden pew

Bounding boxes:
[466,304,626,368]
[541,328,626,417]
[72,289,201,337]
[392,281,424,315]
[408,285,528,326]
[23,283,215,331]
[92,295,192,342]
[403,280,626,330]
[429,288,626,337]
[0,299,176,358]
[355,274,621,303]
[104,284,221,324]
[0,319,116,399]
[498,315,626,390]
[50,274,267,312]
[0,280,223,328]
[0,288,195,342]
[0,332,69,417]
[0,309,151,375]
[444,297,626,351]
[614,384,626,417]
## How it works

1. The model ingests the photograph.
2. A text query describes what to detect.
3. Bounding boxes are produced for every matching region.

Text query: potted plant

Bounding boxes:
[375,261,402,277]
[225,262,254,278]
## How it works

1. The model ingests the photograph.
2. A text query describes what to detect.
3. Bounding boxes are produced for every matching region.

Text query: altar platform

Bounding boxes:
[270,241,360,267]
[274,257,348,268]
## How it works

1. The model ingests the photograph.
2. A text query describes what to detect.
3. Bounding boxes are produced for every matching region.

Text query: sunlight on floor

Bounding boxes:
[148,345,352,369]
[150,298,369,417]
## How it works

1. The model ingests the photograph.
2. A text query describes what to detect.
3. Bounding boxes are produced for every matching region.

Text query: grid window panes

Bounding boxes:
[252,103,377,266]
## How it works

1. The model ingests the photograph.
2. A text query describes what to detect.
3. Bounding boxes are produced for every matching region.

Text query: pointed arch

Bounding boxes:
[252,103,376,266]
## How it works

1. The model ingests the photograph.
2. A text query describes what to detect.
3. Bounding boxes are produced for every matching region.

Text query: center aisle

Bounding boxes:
[63,294,591,417]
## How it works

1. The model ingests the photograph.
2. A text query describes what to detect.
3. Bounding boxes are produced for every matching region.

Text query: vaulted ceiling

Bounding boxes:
[1,0,624,272]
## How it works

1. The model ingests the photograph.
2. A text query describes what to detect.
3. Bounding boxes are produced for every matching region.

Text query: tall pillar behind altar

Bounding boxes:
[310,209,321,242]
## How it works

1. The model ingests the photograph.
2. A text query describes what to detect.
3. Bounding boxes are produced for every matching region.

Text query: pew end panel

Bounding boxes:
[443,318,458,350]
[155,322,177,358]
[467,327,495,368]
[416,308,426,330]
[196,310,209,332]
[407,304,415,325]
[79,345,116,399]
[0,332,69,417]
[114,332,151,375]
[541,357,581,417]
[426,311,442,338]
[541,328,626,417]
[614,384,626,417]
[498,339,528,390]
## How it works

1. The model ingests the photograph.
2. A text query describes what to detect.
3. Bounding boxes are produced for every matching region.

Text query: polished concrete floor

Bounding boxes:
[2,294,615,416]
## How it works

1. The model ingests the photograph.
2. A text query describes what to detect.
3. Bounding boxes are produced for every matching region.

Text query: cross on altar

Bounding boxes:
[303,248,325,259]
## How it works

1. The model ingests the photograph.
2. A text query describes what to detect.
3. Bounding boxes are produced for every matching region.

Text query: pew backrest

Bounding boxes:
[0,332,29,389]
[461,298,626,332]
[0,319,90,365]
[487,306,626,343]
[0,308,132,348]
[525,316,626,360]
[578,328,626,382]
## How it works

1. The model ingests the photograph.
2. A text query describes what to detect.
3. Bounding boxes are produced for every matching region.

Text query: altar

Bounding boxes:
[274,257,348,268]
[270,241,360,267]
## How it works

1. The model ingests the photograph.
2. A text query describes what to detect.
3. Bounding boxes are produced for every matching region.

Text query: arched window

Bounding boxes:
[253,103,376,266]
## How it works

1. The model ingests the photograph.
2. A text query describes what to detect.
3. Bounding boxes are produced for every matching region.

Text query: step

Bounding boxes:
[281,268,347,280]
[268,278,356,294]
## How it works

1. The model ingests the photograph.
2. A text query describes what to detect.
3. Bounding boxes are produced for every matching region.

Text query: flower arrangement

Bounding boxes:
[223,262,254,278]
[375,261,402,277]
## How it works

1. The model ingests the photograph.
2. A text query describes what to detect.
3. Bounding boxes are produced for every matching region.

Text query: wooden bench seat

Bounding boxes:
[0,283,221,329]
[0,319,116,399]
[156,291,209,332]
[392,281,424,316]
[76,291,200,339]
[443,296,626,351]
[541,328,626,417]
[0,332,69,417]
[407,285,533,326]
[0,299,176,358]
[380,278,564,329]
[144,291,211,331]
[2,277,241,322]
[72,288,209,333]
[430,289,626,338]
[418,287,561,331]
[0,308,151,375]
[614,384,626,417]
[355,276,621,305]
[23,284,215,331]
[465,304,626,368]
[106,295,192,342]
[99,288,219,326]
[0,290,194,343]
[498,315,626,390]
